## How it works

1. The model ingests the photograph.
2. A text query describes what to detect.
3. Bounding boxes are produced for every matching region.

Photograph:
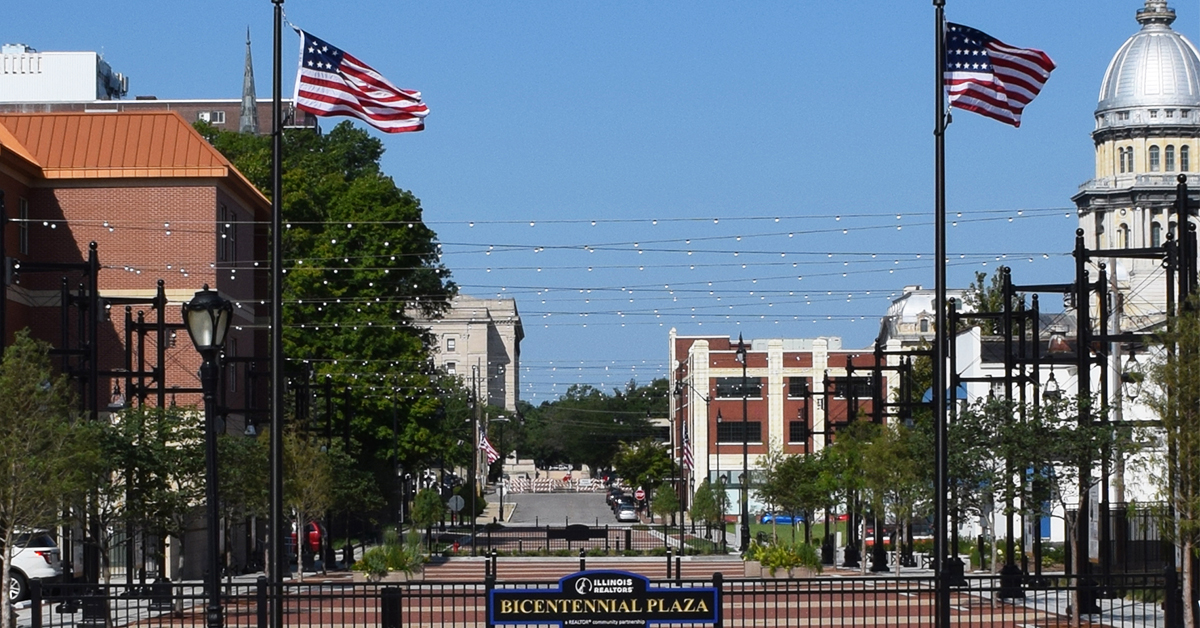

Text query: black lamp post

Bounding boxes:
[716,410,726,553]
[492,416,510,522]
[735,334,751,553]
[182,284,232,628]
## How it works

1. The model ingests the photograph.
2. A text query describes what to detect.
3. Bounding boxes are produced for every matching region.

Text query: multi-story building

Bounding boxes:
[417,294,523,412]
[668,330,897,516]
[0,109,271,579]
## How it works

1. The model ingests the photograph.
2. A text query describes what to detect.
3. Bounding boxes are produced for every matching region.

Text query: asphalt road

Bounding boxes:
[504,491,620,526]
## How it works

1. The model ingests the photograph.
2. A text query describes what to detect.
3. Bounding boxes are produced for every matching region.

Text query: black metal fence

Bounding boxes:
[23,571,1172,628]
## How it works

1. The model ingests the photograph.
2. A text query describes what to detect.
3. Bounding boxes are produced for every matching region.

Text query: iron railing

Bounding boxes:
[23,571,1171,628]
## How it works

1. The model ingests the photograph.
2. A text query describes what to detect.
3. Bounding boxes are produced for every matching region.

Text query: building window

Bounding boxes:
[212,110,225,124]
[1183,146,1191,172]
[1152,221,1163,248]
[1149,146,1160,172]
[446,337,456,352]
[1167,109,1175,118]
[716,420,762,444]
[715,377,763,399]
[445,361,456,376]
[18,198,28,255]
[1118,148,1126,173]
[920,318,930,333]
[1150,109,1158,119]
[1118,224,1130,249]
[1166,145,1176,171]
[787,377,809,399]
[833,376,874,399]
[788,420,809,444]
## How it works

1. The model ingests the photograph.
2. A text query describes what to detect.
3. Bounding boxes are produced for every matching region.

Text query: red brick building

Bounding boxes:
[668,330,897,516]
[0,109,270,421]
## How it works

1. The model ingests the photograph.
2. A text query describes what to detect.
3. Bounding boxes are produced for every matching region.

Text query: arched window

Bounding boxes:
[1125,147,1134,173]
[1152,221,1163,247]
[1166,145,1176,171]
[1149,146,1161,172]
[1118,147,1127,173]
[1183,146,1191,172]
[1119,224,1130,249]
[1095,213,1106,248]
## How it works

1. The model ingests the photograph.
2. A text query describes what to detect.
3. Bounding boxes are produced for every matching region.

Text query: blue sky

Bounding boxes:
[6,1,1195,402]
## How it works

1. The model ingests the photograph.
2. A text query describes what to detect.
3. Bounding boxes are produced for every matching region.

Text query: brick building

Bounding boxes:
[0,110,271,579]
[668,330,899,517]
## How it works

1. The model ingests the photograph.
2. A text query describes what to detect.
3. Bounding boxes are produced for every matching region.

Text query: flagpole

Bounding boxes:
[270,3,286,628]
[932,2,951,628]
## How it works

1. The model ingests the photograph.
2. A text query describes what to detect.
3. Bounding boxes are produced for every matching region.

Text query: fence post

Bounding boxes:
[256,576,268,628]
[625,528,632,552]
[546,526,551,552]
[579,549,586,572]
[380,586,401,628]
[1164,565,1183,628]
[666,548,673,579]
[676,555,682,585]
[485,561,497,628]
[605,525,610,553]
[712,572,724,628]
[29,579,41,628]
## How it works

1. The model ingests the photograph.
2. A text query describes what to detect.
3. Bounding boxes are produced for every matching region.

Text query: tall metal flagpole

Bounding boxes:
[932,3,950,628]
[270,3,286,628]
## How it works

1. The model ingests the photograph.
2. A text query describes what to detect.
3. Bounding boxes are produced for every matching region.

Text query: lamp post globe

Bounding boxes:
[183,284,232,628]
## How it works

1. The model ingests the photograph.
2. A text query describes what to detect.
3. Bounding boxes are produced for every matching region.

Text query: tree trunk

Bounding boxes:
[1184,540,1195,628]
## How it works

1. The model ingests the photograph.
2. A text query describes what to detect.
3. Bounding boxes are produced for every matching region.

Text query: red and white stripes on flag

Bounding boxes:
[943,23,1054,128]
[293,28,428,133]
[682,421,694,470]
[480,431,500,464]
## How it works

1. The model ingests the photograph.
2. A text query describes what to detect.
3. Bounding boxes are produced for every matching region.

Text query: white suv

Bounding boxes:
[8,531,62,602]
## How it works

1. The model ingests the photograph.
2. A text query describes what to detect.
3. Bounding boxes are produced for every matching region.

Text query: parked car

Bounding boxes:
[289,521,325,557]
[760,512,803,525]
[611,495,635,514]
[605,487,624,507]
[616,504,639,523]
[7,531,62,602]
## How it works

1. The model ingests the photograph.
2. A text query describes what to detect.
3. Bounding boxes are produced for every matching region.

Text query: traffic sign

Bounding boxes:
[448,495,465,512]
[634,488,646,501]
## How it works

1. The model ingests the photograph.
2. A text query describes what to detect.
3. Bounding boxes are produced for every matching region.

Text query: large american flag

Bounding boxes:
[480,430,500,464]
[293,29,428,133]
[943,23,1054,128]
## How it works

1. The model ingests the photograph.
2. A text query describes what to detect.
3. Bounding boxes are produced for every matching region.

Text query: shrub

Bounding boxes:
[747,540,823,576]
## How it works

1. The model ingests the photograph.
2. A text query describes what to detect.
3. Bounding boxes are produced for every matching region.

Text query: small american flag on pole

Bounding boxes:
[293,29,429,133]
[480,430,500,464]
[943,23,1054,128]
[682,421,694,470]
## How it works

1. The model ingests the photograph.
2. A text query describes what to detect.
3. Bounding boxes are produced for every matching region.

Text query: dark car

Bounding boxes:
[611,495,635,513]
[605,487,624,507]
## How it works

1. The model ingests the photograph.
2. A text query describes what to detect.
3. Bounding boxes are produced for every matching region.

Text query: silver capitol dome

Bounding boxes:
[1095,0,1200,124]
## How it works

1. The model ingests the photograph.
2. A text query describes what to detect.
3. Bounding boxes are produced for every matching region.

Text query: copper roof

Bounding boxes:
[0,111,269,211]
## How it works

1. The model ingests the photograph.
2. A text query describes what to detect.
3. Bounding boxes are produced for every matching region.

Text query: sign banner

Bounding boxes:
[490,570,719,628]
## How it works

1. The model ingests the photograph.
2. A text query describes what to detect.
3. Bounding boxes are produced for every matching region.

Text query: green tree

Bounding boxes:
[651,482,680,526]
[411,488,444,553]
[689,479,727,544]
[612,437,676,498]
[862,422,927,572]
[198,121,457,527]
[0,330,100,616]
[283,429,333,579]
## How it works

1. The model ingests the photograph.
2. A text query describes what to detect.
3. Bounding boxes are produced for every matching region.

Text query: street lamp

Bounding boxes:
[716,410,726,552]
[182,284,232,628]
[735,334,751,553]
[492,416,510,522]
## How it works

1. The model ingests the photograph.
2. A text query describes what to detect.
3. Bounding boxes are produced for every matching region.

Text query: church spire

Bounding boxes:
[239,27,260,134]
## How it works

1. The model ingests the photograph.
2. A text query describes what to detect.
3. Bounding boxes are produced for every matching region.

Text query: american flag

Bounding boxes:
[943,23,1054,128]
[682,421,694,470]
[480,430,500,464]
[293,29,429,133]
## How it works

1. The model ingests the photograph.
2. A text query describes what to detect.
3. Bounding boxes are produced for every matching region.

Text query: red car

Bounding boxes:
[290,521,325,554]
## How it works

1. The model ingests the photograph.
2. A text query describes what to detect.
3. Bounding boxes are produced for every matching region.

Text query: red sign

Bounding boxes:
[634,488,646,501]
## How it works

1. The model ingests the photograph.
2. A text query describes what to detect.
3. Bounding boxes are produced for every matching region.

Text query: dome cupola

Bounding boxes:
[1095,0,1200,130]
